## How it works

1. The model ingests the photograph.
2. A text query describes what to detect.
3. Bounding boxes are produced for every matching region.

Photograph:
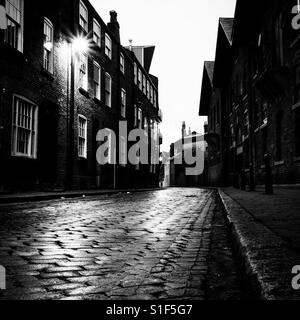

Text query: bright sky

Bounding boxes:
[91,0,237,152]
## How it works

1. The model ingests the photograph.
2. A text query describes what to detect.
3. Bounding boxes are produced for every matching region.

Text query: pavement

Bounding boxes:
[219,186,300,300]
[0,188,242,300]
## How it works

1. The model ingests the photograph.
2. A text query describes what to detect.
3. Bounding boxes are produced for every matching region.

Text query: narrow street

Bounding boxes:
[0,188,243,300]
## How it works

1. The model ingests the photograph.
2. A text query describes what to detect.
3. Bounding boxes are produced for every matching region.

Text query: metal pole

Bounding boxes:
[67,43,75,190]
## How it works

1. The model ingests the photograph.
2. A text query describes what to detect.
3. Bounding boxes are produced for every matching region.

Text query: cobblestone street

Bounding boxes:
[0,188,242,300]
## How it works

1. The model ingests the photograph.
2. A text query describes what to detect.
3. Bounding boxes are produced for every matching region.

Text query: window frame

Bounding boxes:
[105,72,112,108]
[138,69,142,90]
[79,0,88,32]
[105,33,112,59]
[43,17,54,74]
[137,108,142,129]
[93,61,101,100]
[11,95,38,159]
[134,63,137,85]
[78,52,88,91]
[120,88,126,118]
[78,115,88,159]
[93,19,101,47]
[4,0,24,52]
[120,53,125,74]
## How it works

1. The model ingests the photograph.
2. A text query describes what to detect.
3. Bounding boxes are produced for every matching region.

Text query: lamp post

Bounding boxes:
[66,36,89,190]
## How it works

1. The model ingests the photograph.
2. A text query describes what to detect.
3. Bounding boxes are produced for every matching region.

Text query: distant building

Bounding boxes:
[0,0,162,192]
[169,122,207,187]
[199,0,300,188]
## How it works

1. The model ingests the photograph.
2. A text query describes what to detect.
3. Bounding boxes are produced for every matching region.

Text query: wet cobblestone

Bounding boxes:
[0,188,241,300]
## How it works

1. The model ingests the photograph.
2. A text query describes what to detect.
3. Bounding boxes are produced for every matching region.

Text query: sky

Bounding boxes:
[91,0,237,152]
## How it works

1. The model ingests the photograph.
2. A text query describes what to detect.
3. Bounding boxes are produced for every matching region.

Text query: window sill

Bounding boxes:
[292,102,300,110]
[254,121,268,133]
[92,41,101,51]
[41,69,54,80]
[274,160,284,166]
[79,87,90,98]
[11,154,37,160]
[93,97,101,105]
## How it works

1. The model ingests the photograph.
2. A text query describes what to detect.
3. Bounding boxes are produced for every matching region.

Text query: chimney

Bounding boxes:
[129,39,133,51]
[182,121,186,138]
[107,10,120,43]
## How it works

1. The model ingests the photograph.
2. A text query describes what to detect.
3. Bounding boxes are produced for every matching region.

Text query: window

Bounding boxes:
[236,125,242,145]
[230,124,235,147]
[154,91,157,108]
[138,69,142,90]
[93,61,101,100]
[121,89,126,118]
[134,104,137,127]
[137,108,142,129]
[144,117,148,131]
[150,86,154,103]
[244,110,249,137]
[103,130,114,164]
[105,73,112,107]
[142,75,146,94]
[79,53,88,91]
[11,95,38,159]
[134,63,137,85]
[93,19,101,47]
[78,115,87,158]
[262,100,268,124]
[43,18,54,73]
[120,53,125,74]
[105,34,112,59]
[4,0,24,52]
[146,80,150,99]
[120,136,126,166]
[79,1,88,32]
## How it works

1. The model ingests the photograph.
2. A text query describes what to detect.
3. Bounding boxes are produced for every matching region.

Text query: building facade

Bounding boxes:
[169,122,207,187]
[0,0,162,192]
[199,0,300,188]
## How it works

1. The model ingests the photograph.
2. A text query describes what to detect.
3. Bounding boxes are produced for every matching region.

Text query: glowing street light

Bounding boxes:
[72,36,89,54]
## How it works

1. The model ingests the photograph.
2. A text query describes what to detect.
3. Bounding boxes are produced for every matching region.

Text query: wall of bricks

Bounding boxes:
[0,0,161,192]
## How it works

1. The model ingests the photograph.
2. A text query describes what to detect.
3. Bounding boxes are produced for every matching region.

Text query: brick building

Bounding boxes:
[199,0,300,188]
[169,122,207,187]
[0,0,162,192]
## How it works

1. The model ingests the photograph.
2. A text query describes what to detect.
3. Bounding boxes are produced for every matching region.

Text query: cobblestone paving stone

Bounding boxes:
[0,188,240,300]
[220,188,300,300]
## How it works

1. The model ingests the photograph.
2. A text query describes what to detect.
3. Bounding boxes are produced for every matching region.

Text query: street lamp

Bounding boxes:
[66,35,90,190]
